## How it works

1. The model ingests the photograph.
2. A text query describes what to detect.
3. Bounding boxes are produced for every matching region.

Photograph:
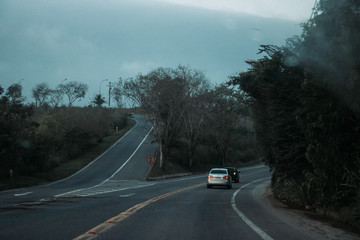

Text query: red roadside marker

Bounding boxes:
[147,155,155,165]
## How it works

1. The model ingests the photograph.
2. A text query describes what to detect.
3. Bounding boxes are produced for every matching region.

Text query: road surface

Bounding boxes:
[0,116,359,240]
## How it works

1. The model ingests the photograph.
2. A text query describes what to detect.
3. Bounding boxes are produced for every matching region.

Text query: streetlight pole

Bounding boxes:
[99,79,108,95]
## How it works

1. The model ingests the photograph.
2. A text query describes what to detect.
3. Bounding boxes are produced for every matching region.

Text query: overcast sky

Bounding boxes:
[0,0,315,106]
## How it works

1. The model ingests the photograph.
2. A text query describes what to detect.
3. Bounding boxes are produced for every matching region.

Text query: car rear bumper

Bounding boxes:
[207,179,231,186]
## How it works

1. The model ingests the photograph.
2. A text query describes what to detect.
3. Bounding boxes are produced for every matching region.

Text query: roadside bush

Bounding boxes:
[0,99,37,178]
[48,107,127,159]
[0,103,129,180]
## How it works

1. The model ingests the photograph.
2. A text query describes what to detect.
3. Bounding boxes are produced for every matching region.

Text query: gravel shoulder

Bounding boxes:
[261,182,360,240]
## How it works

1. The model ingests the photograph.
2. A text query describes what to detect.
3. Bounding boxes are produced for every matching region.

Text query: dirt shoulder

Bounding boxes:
[265,185,360,239]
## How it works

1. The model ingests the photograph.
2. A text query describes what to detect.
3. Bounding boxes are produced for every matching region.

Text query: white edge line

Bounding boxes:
[14,191,33,197]
[120,193,136,197]
[231,177,273,240]
[100,126,154,184]
[55,182,155,198]
[43,119,139,187]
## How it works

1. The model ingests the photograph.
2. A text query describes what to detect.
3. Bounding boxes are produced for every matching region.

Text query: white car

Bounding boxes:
[207,168,232,189]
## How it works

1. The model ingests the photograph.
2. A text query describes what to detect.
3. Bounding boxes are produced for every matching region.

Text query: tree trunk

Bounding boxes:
[188,141,197,169]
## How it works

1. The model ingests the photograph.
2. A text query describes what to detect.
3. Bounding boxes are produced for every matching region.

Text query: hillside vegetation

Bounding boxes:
[0,88,131,189]
[229,0,360,228]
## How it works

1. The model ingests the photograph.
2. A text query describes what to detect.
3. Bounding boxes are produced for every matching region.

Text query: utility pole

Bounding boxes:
[108,82,112,108]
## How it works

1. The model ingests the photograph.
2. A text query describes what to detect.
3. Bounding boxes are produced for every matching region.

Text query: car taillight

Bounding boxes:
[208,175,214,179]
[223,176,229,180]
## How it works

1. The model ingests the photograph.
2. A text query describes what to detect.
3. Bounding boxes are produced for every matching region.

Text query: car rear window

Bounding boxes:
[211,170,227,174]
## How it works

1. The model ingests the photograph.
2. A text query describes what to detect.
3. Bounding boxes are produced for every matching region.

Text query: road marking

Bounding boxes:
[231,177,273,240]
[55,180,154,198]
[100,126,154,184]
[14,192,33,197]
[120,193,135,197]
[73,182,205,240]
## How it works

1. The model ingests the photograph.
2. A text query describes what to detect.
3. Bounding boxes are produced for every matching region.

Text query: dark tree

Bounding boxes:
[48,88,63,107]
[124,65,209,169]
[92,94,106,107]
[32,82,51,107]
[112,78,124,108]
[59,81,88,106]
[6,83,25,104]
[207,85,247,167]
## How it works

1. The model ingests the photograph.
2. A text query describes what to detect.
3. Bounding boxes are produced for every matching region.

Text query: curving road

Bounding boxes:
[0,116,359,240]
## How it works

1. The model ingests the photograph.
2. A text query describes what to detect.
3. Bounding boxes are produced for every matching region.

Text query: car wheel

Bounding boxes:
[207,184,211,188]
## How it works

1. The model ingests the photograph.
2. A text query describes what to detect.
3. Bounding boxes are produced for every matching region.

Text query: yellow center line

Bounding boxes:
[73,182,205,240]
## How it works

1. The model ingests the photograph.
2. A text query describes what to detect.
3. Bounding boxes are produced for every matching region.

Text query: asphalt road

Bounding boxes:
[0,116,359,240]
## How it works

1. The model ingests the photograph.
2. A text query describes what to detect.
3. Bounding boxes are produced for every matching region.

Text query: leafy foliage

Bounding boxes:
[0,93,35,177]
[5,83,25,104]
[92,94,106,107]
[124,65,209,168]
[32,82,51,107]
[230,0,360,222]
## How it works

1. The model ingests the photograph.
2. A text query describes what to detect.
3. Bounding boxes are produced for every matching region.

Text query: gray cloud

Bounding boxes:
[0,0,305,105]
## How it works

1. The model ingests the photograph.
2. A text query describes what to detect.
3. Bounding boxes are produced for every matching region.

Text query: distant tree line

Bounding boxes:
[229,0,360,226]
[31,79,125,108]
[32,81,88,107]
